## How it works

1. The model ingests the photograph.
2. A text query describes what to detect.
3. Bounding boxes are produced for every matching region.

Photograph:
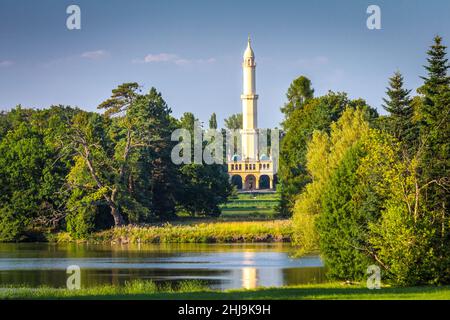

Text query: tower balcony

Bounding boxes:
[227,158,274,174]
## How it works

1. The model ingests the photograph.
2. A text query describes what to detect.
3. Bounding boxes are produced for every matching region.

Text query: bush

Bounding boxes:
[0,207,25,242]
[316,145,372,280]
[66,205,95,239]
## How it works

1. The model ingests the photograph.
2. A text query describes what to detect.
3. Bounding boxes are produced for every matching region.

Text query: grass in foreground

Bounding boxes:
[1,281,449,300]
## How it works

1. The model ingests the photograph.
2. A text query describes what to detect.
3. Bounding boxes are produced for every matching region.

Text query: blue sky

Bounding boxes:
[1,0,449,128]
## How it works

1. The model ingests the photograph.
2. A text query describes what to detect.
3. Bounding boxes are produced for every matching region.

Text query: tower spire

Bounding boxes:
[244,36,254,59]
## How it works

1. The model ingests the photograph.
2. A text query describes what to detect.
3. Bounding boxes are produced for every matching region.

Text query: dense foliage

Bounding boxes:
[290,36,450,285]
[278,85,377,216]
[0,86,232,240]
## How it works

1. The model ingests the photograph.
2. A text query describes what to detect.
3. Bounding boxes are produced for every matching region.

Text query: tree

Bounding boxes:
[415,35,450,282]
[66,83,142,227]
[176,112,232,216]
[178,164,231,217]
[382,71,417,148]
[64,84,179,231]
[316,144,371,280]
[139,88,179,219]
[0,106,75,240]
[209,113,218,129]
[363,133,436,285]
[280,76,314,121]
[292,107,371,254]
[278,90,377,216]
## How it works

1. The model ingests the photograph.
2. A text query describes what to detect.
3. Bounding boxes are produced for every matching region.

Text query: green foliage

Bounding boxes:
[177,112,232,217]
[316,145,372,280]
[179,164,232,217]
[416,36,450,233]
[292,107,370,253]
[0,106,75,240]
[66,205,96,240]
[369,200,436,286]
[65,85,180,228]
[280,75,314,120]
[279,88,377,216]
[382,71,417,148]
[0,206,25,241]
[290,37,449,285]
[0,83,234,241]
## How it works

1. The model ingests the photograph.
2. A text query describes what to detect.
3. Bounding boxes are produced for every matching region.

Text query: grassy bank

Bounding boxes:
[56,220,292,244]
[2,281,449,300]
[53,193,291,244]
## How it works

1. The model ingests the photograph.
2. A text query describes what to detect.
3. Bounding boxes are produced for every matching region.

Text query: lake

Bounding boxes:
[0,243,325,290]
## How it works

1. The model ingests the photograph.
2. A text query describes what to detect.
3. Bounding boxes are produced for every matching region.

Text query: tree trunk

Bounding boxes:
[110,205,125,227]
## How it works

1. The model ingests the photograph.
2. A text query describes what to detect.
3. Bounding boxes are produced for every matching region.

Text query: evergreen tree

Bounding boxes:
[142,88,179,219]
[417,36,450,281]
[382,71,417,148]
[316,144,371,280]
[280,76,314,121]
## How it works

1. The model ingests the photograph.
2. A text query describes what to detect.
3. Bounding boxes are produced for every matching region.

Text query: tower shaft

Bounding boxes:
[241,38,259,160]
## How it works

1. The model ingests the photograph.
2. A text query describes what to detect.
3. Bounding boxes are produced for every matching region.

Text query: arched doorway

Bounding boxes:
[231,175,243,190]
[259,175,270,189]
[244,175,256,190]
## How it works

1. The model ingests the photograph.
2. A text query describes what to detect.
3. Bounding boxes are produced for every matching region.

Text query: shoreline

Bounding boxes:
[50,219,293,244]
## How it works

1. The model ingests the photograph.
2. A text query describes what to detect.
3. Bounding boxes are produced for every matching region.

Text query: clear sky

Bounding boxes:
[1,0,449,128]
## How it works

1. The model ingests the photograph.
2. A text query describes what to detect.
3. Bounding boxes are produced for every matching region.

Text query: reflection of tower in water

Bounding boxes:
[229,251,285,289]
[242,251,258,289]
[242,267,258,289]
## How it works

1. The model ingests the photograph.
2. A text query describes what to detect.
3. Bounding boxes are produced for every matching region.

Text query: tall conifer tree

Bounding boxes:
[382,71,416,147]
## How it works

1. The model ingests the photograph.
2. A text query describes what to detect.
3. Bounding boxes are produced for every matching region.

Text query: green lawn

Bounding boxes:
[219,192,280,220]
[2,281,449,300]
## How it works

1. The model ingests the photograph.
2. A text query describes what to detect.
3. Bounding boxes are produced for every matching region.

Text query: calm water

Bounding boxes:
[0,243,325,290]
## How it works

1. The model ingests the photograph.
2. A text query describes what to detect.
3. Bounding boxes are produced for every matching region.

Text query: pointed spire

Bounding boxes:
[244,35,254,59]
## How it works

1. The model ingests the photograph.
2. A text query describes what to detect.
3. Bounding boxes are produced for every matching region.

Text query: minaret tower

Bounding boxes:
[228,37,275,191]
[241,36,259,160]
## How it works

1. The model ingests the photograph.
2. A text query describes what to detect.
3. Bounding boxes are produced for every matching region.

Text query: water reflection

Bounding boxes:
[242,267,257,289]
[0,243,325,290]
